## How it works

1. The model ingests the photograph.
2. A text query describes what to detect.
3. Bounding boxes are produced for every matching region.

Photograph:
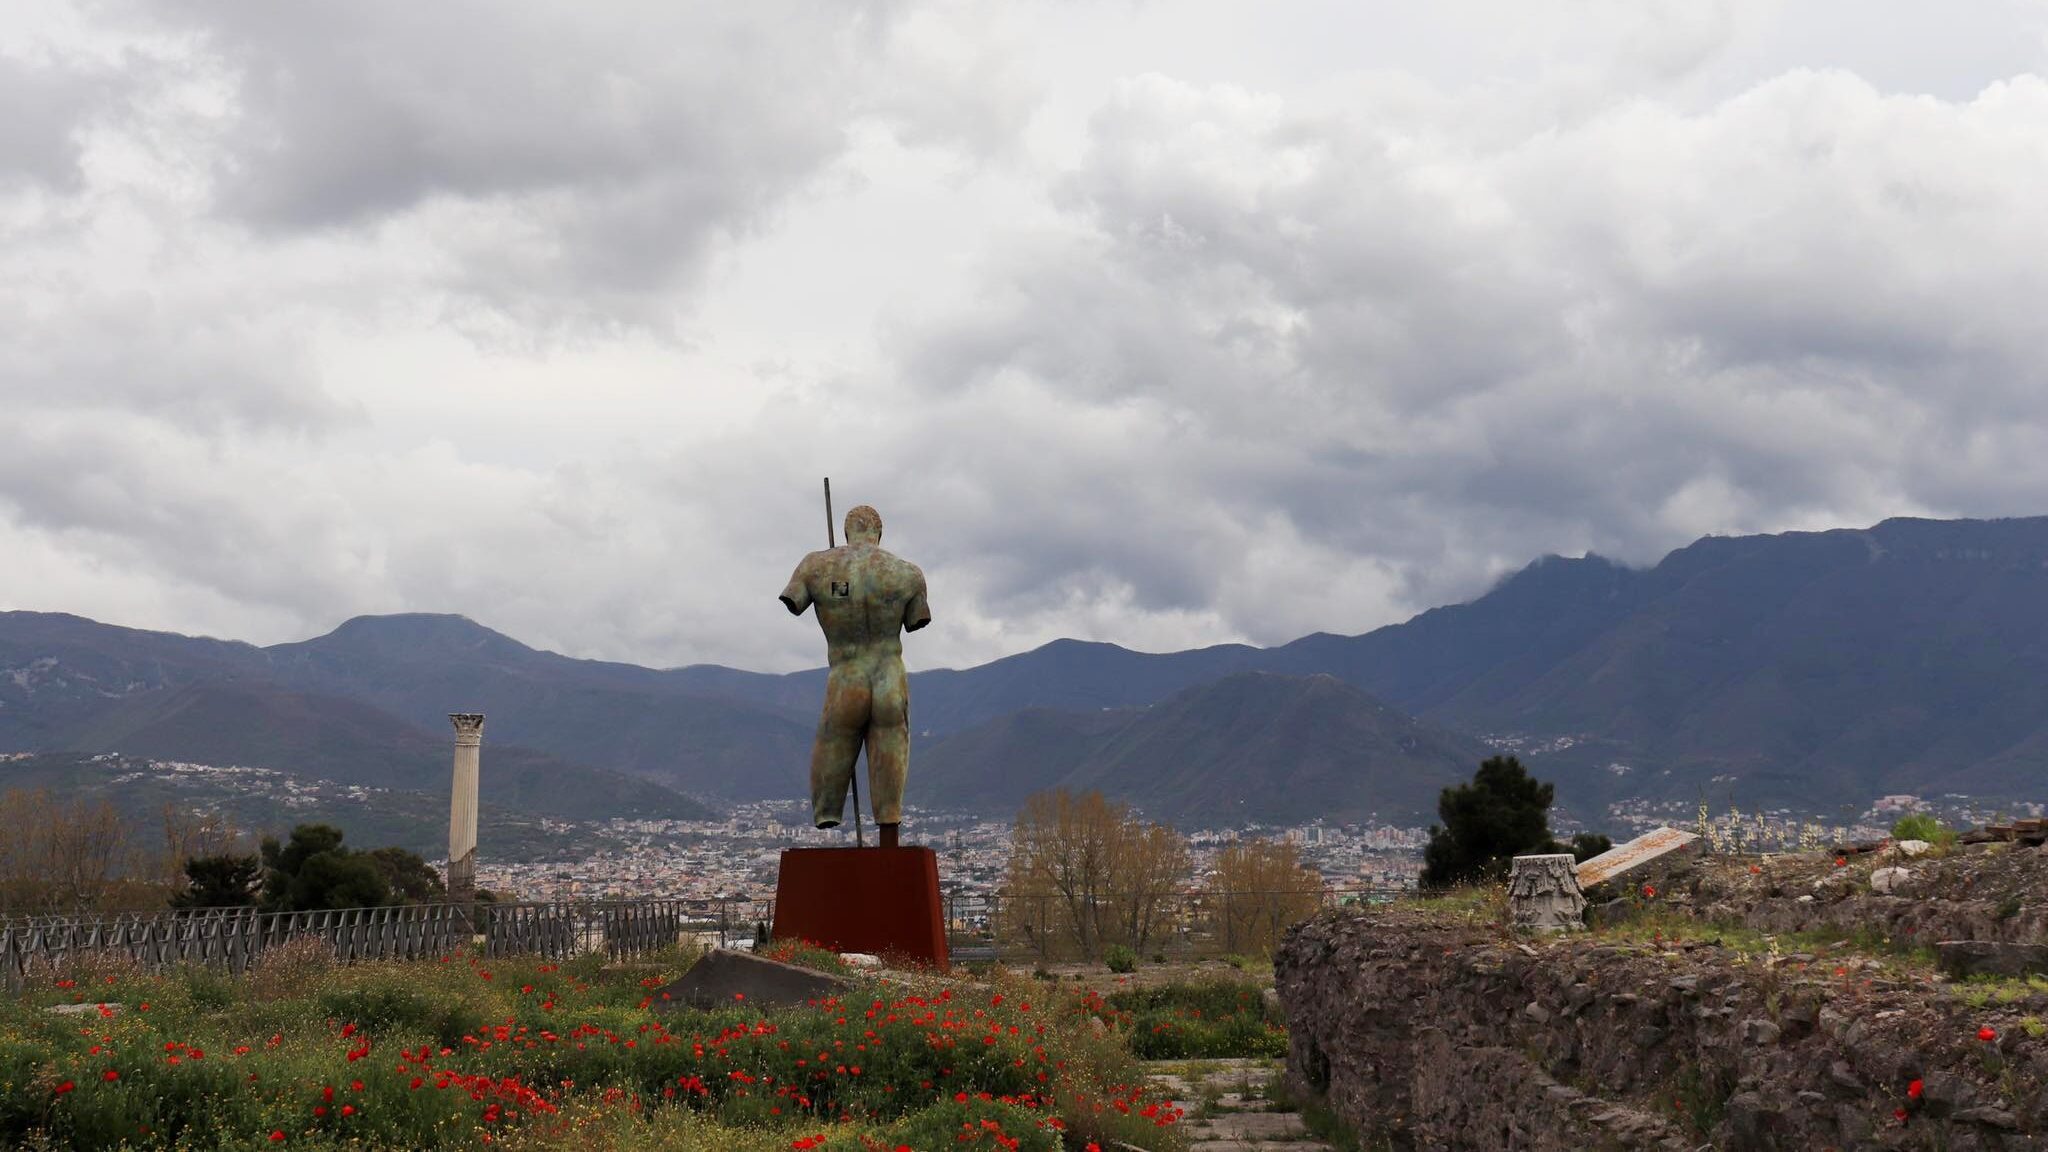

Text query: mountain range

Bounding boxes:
[5,514,2048,828]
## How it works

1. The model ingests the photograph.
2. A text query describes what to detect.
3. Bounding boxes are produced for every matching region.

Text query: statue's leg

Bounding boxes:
[810,668,870,828]
[865,659,910,828]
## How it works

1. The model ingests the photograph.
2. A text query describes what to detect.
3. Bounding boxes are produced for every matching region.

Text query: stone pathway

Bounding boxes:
[1144,1057,1336,1152]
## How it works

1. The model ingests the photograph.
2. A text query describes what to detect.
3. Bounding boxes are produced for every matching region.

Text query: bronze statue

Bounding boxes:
[780,503,930,848]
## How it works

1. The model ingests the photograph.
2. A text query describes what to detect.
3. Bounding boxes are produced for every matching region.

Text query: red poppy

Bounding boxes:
[1907,1079,1923,1099]
[1979,1026,1998,1042]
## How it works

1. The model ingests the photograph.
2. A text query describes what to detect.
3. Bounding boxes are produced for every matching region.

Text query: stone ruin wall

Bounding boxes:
[1275,856,2048,1152]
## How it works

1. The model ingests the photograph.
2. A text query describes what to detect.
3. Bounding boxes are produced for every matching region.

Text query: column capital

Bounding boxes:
[450,713,486,744]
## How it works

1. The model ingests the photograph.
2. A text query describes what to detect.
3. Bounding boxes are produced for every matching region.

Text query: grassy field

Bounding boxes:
[0,939,1282,1150]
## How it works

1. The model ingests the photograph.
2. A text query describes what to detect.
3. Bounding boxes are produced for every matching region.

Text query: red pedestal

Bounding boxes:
[771,846,948,970]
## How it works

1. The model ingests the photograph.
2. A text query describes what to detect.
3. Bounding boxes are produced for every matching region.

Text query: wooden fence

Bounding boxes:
[0,899,719,992]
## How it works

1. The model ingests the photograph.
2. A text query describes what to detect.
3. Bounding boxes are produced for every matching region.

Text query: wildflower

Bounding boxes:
[269,1132,285,1142]
[1979,1026,1998,1042]
[1907,1079,1923,1099]
[103,1069,120,1082]
[1642,884,1657,898]
[55,1081,74,1095]
[1894,1107,1908,1122]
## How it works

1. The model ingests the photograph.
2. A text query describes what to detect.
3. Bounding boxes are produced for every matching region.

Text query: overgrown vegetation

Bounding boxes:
[1086,977,1287,1060]
[5,947,1190,1150]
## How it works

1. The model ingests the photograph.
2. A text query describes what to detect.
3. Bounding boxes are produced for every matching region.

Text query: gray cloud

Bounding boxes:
[880,68,2048,651]
[0,48,102,188]
[3,2,2048,676]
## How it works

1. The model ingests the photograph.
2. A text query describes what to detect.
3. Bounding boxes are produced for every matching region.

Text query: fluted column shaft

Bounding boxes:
[448,713,484,902]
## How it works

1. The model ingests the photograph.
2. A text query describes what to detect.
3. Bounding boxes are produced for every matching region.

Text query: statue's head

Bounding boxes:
[844,505,882,545]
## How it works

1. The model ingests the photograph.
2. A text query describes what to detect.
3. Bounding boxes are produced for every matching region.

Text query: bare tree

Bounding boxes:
[159,803,245,887]
[0,790,133,913]
[1003,789,1189,960]
[1103,820,1191,956]
[1205,837,1325,957]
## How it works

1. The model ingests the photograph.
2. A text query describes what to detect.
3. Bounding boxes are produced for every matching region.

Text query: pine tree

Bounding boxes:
[1420,755,1557,888]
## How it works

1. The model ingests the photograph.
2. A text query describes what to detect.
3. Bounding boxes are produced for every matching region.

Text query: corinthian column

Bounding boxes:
[448,713,485,902]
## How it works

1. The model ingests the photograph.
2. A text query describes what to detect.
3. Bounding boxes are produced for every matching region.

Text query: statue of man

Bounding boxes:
[779,504,930,848]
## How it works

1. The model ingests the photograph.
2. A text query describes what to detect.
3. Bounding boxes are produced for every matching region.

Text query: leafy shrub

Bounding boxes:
[1891,813,1945,843]
[1124,1013,1287,1060]
[1104,944,1137,974]
[1564,832,1612,862]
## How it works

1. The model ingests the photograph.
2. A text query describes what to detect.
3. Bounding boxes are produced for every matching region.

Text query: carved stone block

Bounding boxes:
[1509,853,1587,934]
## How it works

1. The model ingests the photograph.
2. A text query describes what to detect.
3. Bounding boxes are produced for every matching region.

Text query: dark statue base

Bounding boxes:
[772,846,948,970]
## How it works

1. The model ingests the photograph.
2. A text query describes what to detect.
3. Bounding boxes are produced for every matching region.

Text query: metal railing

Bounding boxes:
[0,885,1410,990]
[0,898,736,992]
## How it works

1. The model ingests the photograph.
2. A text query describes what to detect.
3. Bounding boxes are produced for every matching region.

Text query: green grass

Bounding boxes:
[1403,883,1506,925]
[1954,974,2048,1009]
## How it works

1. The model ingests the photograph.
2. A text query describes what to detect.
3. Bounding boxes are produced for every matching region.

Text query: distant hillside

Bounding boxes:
[922,672,1487,826]
[0,612,265,748]
[8,514,2048,818]
[1404,517,2048,807]
[262,614,817,800]
[53,681,711,822]
[0,752,619,861]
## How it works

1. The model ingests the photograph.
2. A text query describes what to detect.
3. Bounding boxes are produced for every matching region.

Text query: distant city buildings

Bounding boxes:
[469,804,1429,903]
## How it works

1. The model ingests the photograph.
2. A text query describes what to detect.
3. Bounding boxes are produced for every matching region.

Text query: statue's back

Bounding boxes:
[791,543,930,653]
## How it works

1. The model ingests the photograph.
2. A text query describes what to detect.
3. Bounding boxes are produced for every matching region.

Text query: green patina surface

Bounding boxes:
[779,505,931,830]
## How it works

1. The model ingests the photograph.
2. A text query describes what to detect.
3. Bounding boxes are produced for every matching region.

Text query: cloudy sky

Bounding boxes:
[4,1,2048,673]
